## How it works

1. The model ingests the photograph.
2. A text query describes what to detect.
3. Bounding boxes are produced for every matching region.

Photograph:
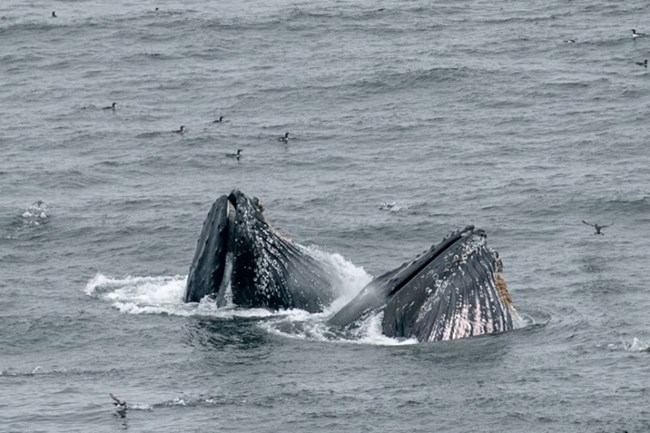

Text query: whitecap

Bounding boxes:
[622,337,650,352]
[378,200,409,212]
[19,200,49,227]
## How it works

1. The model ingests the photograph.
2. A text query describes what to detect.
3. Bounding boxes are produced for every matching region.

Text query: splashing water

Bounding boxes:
[622,337,650,352]
[85,247,371,316]
[19,200,49,228]
[85,273,275,318]
[82,248,419,343]
[378,201,410,212]
[84,245,533,346]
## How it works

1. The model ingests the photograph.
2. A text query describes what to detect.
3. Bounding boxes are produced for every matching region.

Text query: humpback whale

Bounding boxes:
[328,226,517,342]
[185,190,519,342]
[184,190,339,312]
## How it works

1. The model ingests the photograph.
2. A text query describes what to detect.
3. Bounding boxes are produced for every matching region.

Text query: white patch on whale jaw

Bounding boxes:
[215,251,234,307]
[214,200,237,307]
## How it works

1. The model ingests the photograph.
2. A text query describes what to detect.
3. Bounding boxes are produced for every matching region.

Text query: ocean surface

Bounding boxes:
[2,0,650,431]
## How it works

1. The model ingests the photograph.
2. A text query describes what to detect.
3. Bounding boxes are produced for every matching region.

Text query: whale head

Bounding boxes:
[329,226,518,342]
[184,190,336,312]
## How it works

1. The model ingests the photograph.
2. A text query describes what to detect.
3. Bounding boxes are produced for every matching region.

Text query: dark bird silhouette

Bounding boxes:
[632,29,646,38]
[51,11,57,18]
[226,149,242,160]
[103,102,116,110]
[563,39,576,43]
[278,132,290,143]
[109,393,127,418]
[582,220,611,235]
[635,59,648,68]
[213,116,224,123]
[173,125,185,134]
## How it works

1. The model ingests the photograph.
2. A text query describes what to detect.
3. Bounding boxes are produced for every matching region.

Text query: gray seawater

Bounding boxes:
[2,0,650,431]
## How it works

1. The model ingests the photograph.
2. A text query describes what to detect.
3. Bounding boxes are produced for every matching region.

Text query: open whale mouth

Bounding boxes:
[184,190,519,342]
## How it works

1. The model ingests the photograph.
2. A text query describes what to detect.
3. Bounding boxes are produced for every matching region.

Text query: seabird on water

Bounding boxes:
[278,132,290,143]
[582,220,611,235]
[635,59,648,68]
[173,126,185,134]
[51,11,57,18]
[109,393,127,418]
[213,116,225,123]
[226,149,242,160]
[103,102,116,111]
[632,29,646,38]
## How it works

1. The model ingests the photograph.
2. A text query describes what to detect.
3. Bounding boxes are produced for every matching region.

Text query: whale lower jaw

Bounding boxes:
[329,227,518,342]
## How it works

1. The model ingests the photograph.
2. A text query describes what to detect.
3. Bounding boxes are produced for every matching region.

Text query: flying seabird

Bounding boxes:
[109,393,127,417]
[582,220,611,235]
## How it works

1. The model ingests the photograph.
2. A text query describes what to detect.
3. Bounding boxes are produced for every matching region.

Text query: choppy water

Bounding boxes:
[2,0,650,431]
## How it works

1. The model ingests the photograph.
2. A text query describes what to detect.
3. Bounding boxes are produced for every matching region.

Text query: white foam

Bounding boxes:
[85,273,185,302]
[84,246,371,320]
[129,402,153,411]
[300,245,372,311]
[511,309,528,330]
[85,249,468,346]
[622,337,650,352]
[20,201,49,227]
[260,311,418,346]
[84,247,407,344]
[85,273,282,318]
[378,201,410,212]
[348,312,419,345]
